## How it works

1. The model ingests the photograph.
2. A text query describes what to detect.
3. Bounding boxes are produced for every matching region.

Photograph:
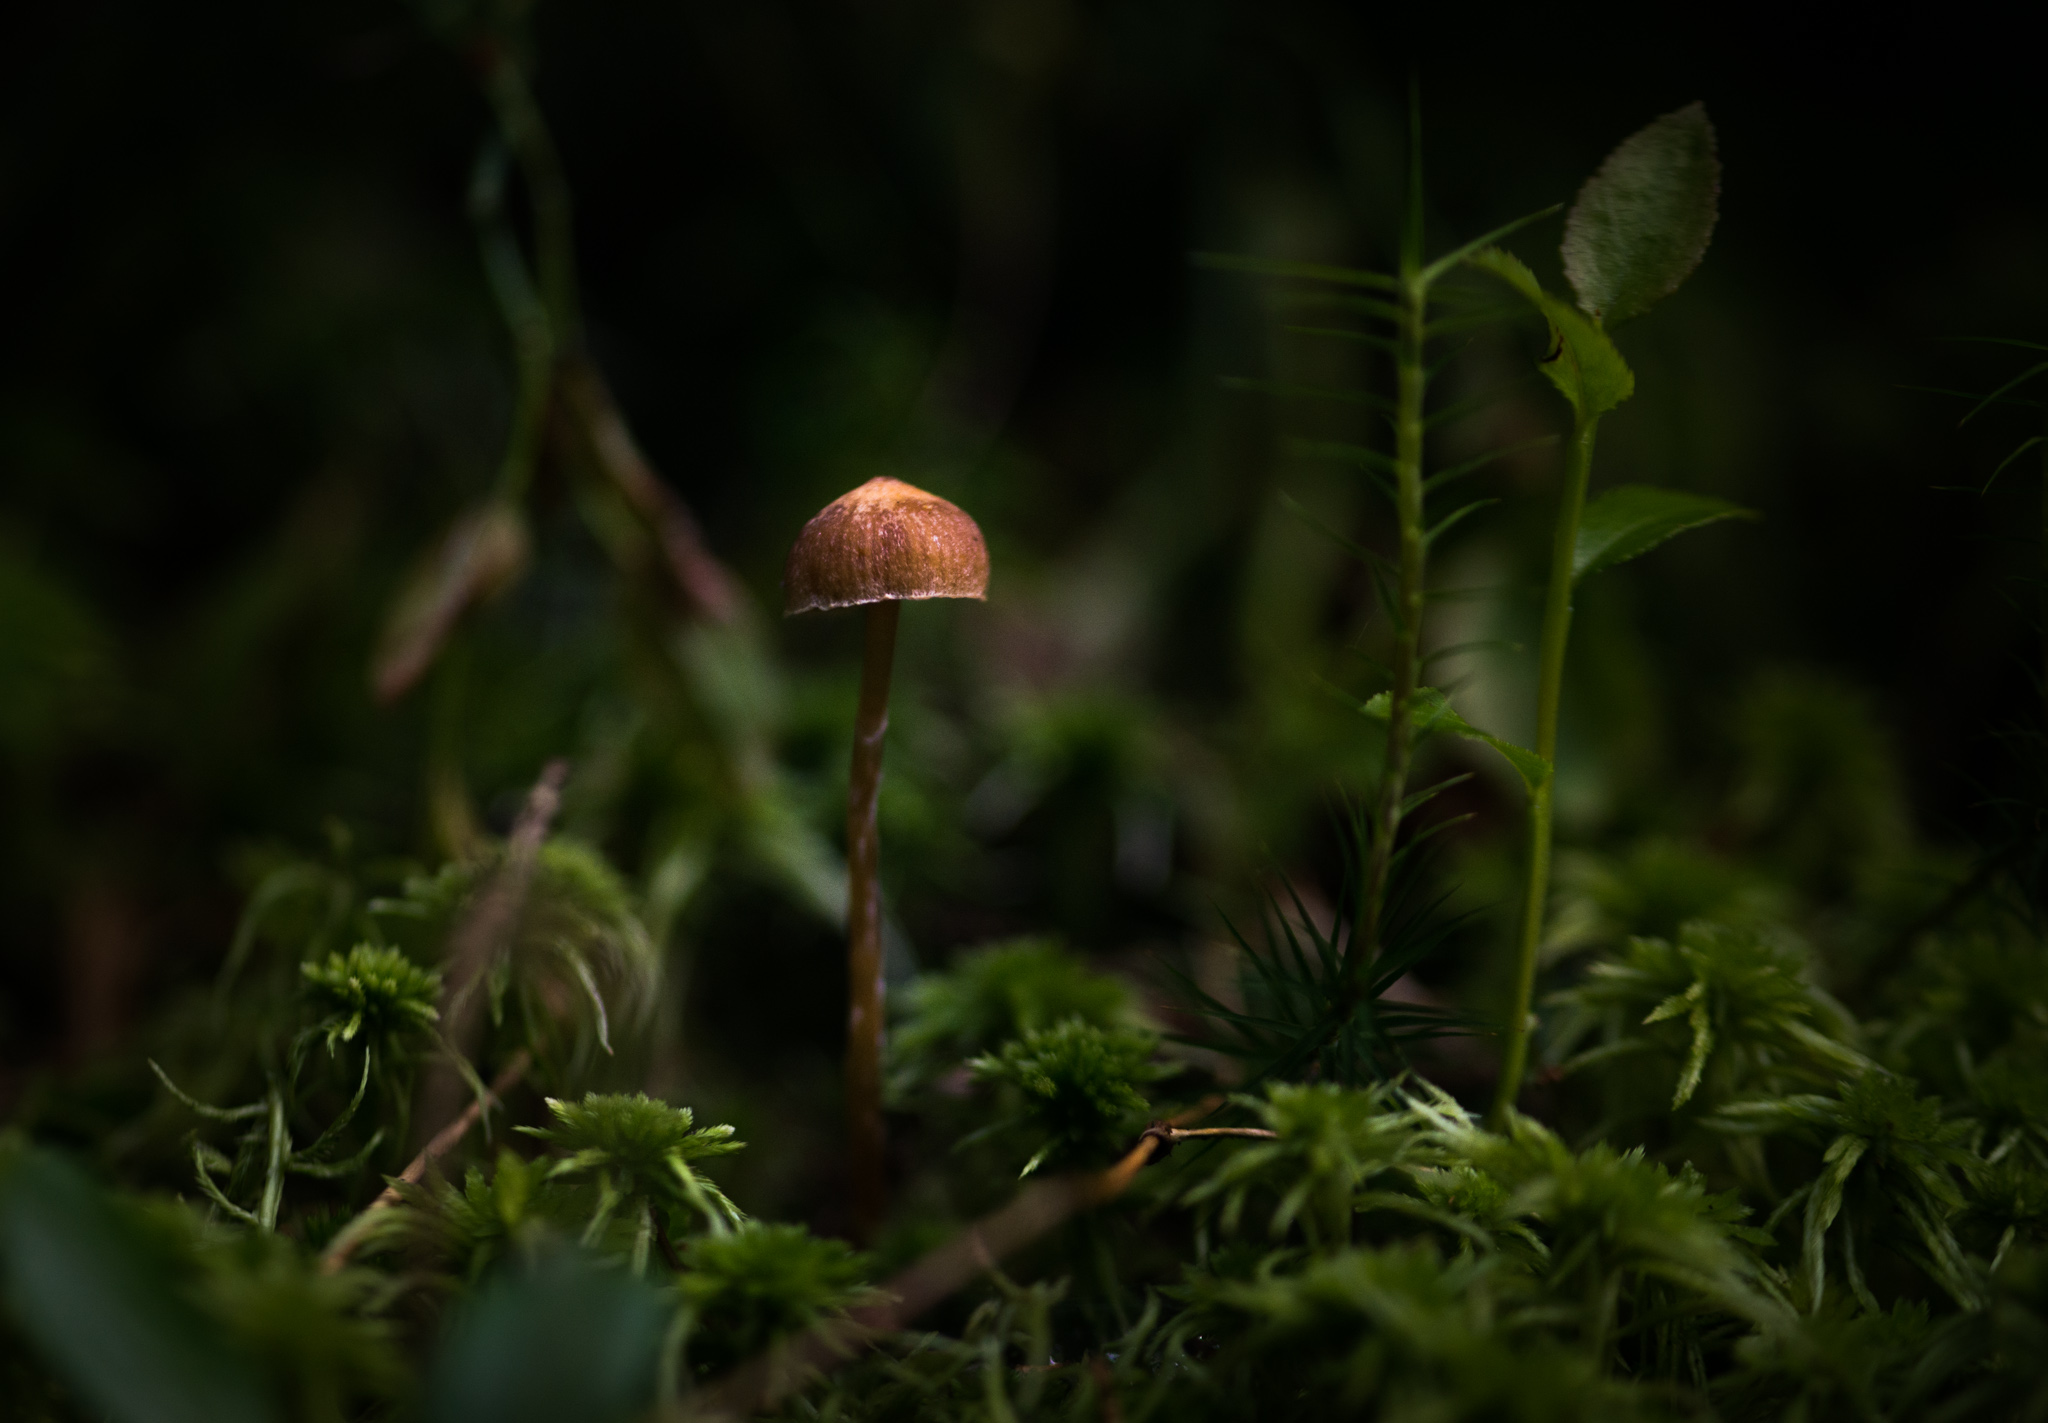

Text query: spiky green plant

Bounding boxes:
[889,937,1144,1099]
[1209,89,1567,1074]
[967,1019,1166,1177]
[1179,1082,1415,1250]
[1713,1074,1980,1312]
[1179,817,1481,1086]
[300,943,443,1059]
[1165,1241,1653,1423]
[376,1149,545,1284]
[1548,920,1870,1111]
[517,1093,744,1270]
[670,1223,873,1379]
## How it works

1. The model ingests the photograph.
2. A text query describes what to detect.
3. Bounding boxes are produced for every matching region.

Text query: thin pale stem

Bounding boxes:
[1492,413,1600,1124]
[846,600,900,1243]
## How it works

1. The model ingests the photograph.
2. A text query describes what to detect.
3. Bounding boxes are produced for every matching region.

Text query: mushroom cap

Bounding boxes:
[784,477,989,614]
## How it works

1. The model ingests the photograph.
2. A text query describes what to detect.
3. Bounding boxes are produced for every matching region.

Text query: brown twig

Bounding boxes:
[686,1108,1276,1419]
[557,360,741,625]
[1134,1121,1279,1159]
[411,759,567,1150]
[318,1047,532,1273]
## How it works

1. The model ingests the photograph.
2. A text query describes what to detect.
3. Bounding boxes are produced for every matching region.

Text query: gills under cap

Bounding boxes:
[784,477,989,614]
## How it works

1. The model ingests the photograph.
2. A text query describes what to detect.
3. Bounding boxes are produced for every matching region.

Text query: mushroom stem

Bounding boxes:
[846,598,900,1241]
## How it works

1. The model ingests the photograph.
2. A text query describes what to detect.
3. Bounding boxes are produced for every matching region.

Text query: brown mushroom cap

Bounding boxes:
[784,477,989,614]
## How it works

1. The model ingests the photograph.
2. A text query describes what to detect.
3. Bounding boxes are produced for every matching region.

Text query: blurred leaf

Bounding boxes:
[673,1224,873,1378]
[1562,103,1720,323]
[1465,248,1633,417]
[1361,686,1550,794]
[0,1149,275,1423]
[423,1246,666,1423]
[1573,485,1757,583]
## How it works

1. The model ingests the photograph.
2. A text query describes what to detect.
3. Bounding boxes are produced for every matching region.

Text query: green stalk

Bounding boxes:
[1491,413,1599,1124]
[1345,271,1429,1000]
[1340,95,1431,1022]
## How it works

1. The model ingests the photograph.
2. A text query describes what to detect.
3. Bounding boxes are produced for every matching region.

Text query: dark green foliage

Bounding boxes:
[1182,1083,1414,1248]
[0,1149,275,1423]
[968,1019,1165,1176]
[380,840,659,1062]
[1167,1243,1653,1422]
[184,1227,406,1423]
[517,1092,745,1248]
[890,938,1143,1098]
[1716,1075,1980,1311]
[378,1149,545,1283]
[672,1223,872,1377]
[1184,819,1480,1087]
[7,23,2048,1421]
[423,1247,668,1423]
[1551,921,1868,1110]
[1550,838,1781,952]
[300,943,442,1057]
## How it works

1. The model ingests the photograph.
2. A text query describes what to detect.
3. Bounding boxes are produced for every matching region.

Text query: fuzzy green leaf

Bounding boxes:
[1562,103,1720,323]
[1573,486,1757,583]
[1465,248,1633,416]
[1361,686,1550,794]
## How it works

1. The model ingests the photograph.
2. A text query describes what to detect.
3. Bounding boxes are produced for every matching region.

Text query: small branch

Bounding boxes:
[319,1048,532,1274]
[556,361,741,625]
[411,760,566,1150]
[1136,1122,1279,1158]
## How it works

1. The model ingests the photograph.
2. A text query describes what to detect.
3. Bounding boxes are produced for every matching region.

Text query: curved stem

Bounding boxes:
[1492,413,1600,1124]
[846,601,900,1242]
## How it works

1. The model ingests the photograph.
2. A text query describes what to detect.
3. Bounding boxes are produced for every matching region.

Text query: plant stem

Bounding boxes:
[1492,413,1600,1124]
[846,600,900,1243]
[1342,268,1429,1011]
[259,1089,288,1231]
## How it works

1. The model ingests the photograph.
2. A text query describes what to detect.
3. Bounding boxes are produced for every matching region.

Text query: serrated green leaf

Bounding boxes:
[1674,995,1714,1109]
[1465,248,1633,416]
[1573,485,1758,582]
[1563,103,1720,323]
[1361,686,1550,794]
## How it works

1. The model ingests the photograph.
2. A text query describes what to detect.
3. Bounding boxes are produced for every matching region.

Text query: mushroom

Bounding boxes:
[785,476,989,1239]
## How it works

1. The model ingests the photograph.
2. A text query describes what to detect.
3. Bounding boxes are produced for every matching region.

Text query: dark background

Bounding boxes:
[4,0,2045,1209]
